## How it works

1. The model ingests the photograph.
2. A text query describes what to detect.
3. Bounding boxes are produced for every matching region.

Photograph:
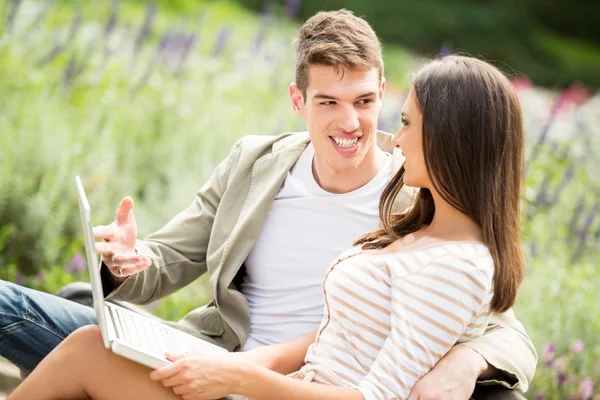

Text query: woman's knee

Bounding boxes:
[65,325,104,349]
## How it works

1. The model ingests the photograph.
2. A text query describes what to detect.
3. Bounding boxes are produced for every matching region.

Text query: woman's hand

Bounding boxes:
[150,352,248,400]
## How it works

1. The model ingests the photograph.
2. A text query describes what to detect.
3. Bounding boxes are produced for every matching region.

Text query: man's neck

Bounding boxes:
[312,149,388,194]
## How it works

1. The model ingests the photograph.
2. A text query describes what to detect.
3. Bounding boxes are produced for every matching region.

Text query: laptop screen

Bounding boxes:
[75,176,111,349]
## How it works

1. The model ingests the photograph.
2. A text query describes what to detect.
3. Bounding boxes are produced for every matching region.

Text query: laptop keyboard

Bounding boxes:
[110,305,201,357]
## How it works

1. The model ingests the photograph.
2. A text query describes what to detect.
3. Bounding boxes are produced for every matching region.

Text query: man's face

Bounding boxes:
[290,65,385,174]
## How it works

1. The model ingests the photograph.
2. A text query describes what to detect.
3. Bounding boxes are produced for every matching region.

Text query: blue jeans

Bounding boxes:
[0,280,97,374]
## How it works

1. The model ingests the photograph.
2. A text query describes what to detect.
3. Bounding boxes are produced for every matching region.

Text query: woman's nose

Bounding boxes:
[391,129,403,148]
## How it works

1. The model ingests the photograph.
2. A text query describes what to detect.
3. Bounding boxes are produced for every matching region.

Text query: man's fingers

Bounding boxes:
[95,241,115,256]
[111,254,152,267]
[116,197,134,225]
[111,259,152,277]
[93,225,117,241]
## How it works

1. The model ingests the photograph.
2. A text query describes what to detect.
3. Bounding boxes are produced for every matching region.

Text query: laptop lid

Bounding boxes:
[75,176,111,349]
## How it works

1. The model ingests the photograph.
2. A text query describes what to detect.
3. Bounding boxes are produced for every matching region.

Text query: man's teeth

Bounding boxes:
[333,137,358,148]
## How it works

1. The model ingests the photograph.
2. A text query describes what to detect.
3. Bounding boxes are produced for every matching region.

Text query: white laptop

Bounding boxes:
[75,176,227,370]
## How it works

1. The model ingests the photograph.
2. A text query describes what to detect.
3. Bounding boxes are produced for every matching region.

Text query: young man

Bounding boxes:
[0,9,536,399]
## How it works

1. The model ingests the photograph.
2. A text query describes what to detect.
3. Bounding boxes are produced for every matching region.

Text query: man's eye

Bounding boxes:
[358,99,373,105]
[401,117,408,125]
[321,101,336,106]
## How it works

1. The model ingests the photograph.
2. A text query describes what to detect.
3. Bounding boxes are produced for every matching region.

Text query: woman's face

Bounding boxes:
[392,87,431,189]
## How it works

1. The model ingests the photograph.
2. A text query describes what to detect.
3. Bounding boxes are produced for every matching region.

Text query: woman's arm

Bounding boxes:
[235,365,364,400]
[153,353,364,400]
[241,329,317,374]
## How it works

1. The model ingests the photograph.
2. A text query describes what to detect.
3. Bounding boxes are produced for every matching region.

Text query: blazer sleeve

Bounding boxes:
[102,140,242,304]
[459,309,538,392]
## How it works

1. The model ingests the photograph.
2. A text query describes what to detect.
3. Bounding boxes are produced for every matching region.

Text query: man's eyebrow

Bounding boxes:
[356,91,377,99]
[313,93,338,100]
[312,92,377,101]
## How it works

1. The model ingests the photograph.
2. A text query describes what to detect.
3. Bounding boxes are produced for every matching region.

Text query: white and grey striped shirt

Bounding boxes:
[290,240,494,399]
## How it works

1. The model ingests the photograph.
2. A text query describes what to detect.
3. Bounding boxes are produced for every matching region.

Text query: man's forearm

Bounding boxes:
[454,344,498,380]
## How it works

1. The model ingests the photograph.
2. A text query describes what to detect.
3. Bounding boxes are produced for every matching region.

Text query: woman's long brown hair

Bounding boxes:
[356,56,525,313]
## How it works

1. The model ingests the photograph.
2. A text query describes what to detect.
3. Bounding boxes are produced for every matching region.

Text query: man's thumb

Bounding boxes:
[116,196,134,224]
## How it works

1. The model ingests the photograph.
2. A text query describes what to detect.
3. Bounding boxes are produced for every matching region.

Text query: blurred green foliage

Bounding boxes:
[1,1,600,398]
[236,0,600,89]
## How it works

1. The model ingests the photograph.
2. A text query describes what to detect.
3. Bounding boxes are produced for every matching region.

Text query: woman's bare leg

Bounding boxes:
[8,325,180,400]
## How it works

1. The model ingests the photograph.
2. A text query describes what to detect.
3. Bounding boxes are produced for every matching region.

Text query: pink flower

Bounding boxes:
[581,377,594,400]
[561,82,593,108]
[511,76,534,91]
[554,357,568,372]
[572,339,584,354]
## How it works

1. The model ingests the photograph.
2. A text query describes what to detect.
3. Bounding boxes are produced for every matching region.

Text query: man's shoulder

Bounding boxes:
[230,132,310,162]
[235,131,309,151]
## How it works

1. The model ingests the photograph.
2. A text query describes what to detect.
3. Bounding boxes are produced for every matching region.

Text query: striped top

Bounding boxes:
[289,240,494,399]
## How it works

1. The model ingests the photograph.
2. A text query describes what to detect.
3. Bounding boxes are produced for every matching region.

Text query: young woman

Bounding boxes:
[8,55,526,400]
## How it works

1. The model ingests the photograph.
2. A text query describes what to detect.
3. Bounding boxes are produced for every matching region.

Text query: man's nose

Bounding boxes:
[337,105,360,133]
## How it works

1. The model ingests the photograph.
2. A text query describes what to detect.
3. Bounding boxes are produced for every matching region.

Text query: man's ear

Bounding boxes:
[289,82,304,115]
[379,77,386,108]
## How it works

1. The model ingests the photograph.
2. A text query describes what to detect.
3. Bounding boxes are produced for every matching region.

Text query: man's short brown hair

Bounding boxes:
[292,9,384,99]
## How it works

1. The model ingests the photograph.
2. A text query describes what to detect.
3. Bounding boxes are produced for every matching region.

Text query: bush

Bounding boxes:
[236,0,600,89]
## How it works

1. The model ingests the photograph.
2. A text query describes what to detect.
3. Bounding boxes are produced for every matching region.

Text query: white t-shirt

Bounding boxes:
[241,143,392,351]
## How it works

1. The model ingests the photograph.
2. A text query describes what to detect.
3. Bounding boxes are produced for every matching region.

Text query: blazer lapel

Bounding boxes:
[216,137,309,289]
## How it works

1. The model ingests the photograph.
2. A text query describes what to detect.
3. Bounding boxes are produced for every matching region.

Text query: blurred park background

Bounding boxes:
[1,0,599,398]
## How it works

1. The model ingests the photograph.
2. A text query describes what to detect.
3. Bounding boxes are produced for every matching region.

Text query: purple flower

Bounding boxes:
[65,9,82,46]
[134,2,157,55]
[438,42,452,58]
[542,344,556,361]
[535,176,551,205]
[581,377,594,400]
[35,271,46,283]
[66,254,86,273]
[285,0,302,18]
[15,272,25,286]
[105,0,119,37]
[526,94,564,167]
[6,0,22,33]
[535,395,543,400]
[572,339,584,354]
[254,27,266,53]
[558,373,567,386]
[62,54,77,87]
[569,196,586,237]
[212,27,231,57]
[147,300,161,310]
